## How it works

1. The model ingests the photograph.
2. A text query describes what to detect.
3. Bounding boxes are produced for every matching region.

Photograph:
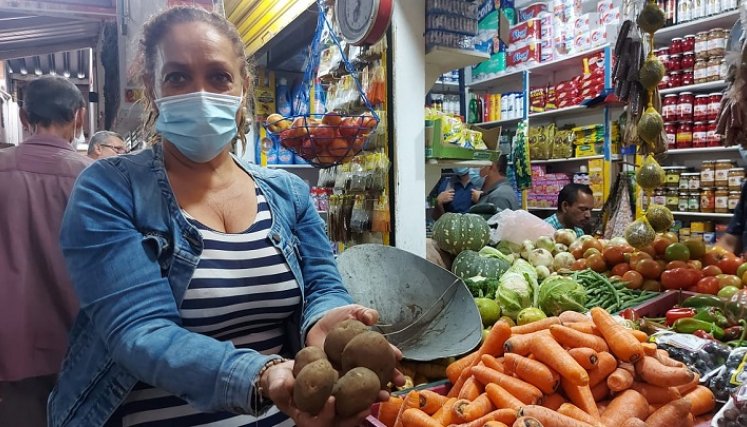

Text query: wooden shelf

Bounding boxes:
[659,80,727,95]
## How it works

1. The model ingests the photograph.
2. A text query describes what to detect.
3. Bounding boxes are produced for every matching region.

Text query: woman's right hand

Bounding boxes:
[262,361,377,427]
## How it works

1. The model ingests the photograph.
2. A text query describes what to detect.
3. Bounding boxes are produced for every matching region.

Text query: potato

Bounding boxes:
[333,367,380,417]
[341,330,395,388]
[293,346,327,377]
[292,359,338,415]
[323,319,368,366]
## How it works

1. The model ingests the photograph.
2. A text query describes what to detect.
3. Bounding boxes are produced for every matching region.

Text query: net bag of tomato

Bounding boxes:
[263,1,380,168]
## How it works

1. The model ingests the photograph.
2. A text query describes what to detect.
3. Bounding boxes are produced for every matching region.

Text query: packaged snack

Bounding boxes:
[529,87,546,112]
[506,43,541,68]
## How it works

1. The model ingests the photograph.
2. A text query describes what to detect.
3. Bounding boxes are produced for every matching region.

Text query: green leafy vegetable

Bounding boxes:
[538,274,588,316]
[495,259,537,319]
[464,275,500,299]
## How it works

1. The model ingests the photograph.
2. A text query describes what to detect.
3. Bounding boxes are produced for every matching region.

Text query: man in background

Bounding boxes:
[430,168,476,220]
[0,76,92,426]
[87,130,126,159]
[473,154,519,212]
[545,183,595,237]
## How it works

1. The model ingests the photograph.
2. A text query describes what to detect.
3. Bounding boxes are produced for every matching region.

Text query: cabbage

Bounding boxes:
[496,259,539,319]
[537,274,588,316]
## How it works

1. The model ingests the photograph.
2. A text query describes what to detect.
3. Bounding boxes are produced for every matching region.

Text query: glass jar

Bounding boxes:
[692,0,705,19]
[689,191,701,212]
[694,59,709,83]
[720,58,728,80]
[666,189,680,210]
[676,121,694,148]
[681,52,696,71]
[695,31,710,59]
[663,94,679,121]
[728,168,744,190]
[666,167,685,188]
[708,93,723,120]
[693,121,708,147]
[716,187,729,213]
[687,172,701,190]
[653,188,666,206]
[715,159,734,186]
[708,28,727,57]
[669,53,682,71]
[679,173,691,190]
[678,192,690,211]
[683,34,697,53]
[681,69,695,86]
[677,92,694,120]
[729,191,740,211]
[707,120,720,146]
[668,71,682,87]
[701,160,716,186]
[694,95,709,120]
[664,122,677,149]
[677,0,693,23]
[671,38,685,54]
[701,188,715,212]
[707,56,724,82]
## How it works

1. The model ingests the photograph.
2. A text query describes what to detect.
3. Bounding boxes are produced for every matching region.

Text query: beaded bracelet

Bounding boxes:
[255,357,288,401]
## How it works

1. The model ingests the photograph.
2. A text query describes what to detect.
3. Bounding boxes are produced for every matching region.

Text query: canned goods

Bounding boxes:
[691,221,706,232]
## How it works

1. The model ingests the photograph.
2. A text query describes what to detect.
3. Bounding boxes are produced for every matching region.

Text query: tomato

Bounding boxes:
[718,256,743,276]
[636,259,663,280]
[584,248,602,259]
[695,277,721,295]
[661,268,698,290]
[642,279,662,292]
[580,236,603,253]
[603,246,627,266]
[640,245,657,258]
[665,243,691,262]
[611,262,631,277]
[622,270,644,289]
[571,258,588,271]
[717,274,742,289]
[703,246,733,266]
[687,260,703,270]
[586,253,607,273]
[653,235,673,256]
[702,265,722,277]
[665,260,689,270]
[628,252,653,270]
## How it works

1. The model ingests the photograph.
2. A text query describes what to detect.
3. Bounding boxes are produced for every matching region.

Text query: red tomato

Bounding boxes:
[661,268,699,290]
[695,277,721,295]
[587,253,607,273]
[622,270,644,289]
[665,260,689,270]
[611,262,631,277]
[718,256,743,276]
[702,265,723,277]
[628,252,653,270]
[603,246,627,266]
[636,259,663,280]
[571,258,588,271]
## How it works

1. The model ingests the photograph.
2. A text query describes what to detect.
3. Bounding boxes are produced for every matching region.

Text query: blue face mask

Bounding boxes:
[154,91,242,163]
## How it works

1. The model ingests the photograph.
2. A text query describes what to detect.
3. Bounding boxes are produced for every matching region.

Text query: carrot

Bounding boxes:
[378,397,404,427]
[686,413,695,427]
[606,368,634,392]
[645,398,692,427]
[454,394,494,422]
[502,353,560,394]
[483,422,509,427]
[618,361,635,375]
[458,376,483,401]
[654,349,685,368]
[485,383,524,411]
[599,389,649,427]
[563,322,601,336]
[504,330,550,356]
[541,393,566,411]
[634,356,695,387]
[560,378,599,419]
[567,348,598,369]
[510,317,560,334]
[528,335,589,386]
[447,352,479,384]
[675,373,700,395]
[586,351,617,387]
[512,417,543,427]
[479,321,513,357]
[590,382,609,402]
[641,342,658,356]
[590,307,644,363]
[631,329,648,342]
[549,325,609,353]
[452,408,516,427]
[448,368,472,398]
[557,403,603,426]
[432,397,457,426]
[470,365,543,405]
[481,354,505,373]
[420,390,449,415]
[682,385,716,416]
[619,419,647,427]
[517,405,596,427]
[559,311,590,323]
[630,382,681,404]
[401,408,443,427]
[394,391,422,427]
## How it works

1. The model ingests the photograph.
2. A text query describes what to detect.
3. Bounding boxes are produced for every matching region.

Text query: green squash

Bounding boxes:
[432,213,490,255]
[452,250,510,280]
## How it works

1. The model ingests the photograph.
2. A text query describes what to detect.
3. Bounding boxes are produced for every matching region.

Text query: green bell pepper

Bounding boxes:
[672,318,725,340]
[693,307,730,328]
[681,295,724,309]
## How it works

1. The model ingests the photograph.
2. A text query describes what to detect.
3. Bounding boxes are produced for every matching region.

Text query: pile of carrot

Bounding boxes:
[374,307,716,427]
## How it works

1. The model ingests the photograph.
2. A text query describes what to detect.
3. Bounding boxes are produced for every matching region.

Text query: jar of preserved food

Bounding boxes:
[694,95,709,120]
[692,0,705,20]
[688,172,701,190]
[683,34,697,53]
[671,37,685,54]
[668,71,682,87]
[666,189,680,210]
[701,187,715,212]
[706,0,721,16]
[664,167,677,188]
[702,161,716,186]
[681,69,695,86]
[669,53,682,71]
[653,188,666,206]
[663,94,679,121]
[689,191,701,211]
[729,191,740,211]
[724,0,737,10]
[715,159,734,186]
[678,192,690,211]
[695,31,710,59]
[720,58,728,80]
[728,168,744,190]
[708,28,727,57]
[706,120,720,146]
[693,121,707,147]
[664,122,677,149]
[677,92,694,120]
[681,52,696,71]
[716,187,729,213]
[708,93,723,120]
[676,121,694,148]
[707,56,724,82]
[694,59,709,83]
[680,172,694,190]
[678,0,694,22]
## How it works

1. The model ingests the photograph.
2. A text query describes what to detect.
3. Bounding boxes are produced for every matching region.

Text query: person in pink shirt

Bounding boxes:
[0,75,92,426]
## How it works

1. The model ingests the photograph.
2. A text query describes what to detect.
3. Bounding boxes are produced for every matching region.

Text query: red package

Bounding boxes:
[586,52,606,73]
[518,3,550,21]
[529,87,546,112]
[557,98,576,109]
[580,77,604,89]
[555,81,576,93]
[508,19,541,46]
[507,44,541,68]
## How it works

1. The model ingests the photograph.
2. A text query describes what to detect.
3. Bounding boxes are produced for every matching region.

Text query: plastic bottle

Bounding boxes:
[476,95,484,124]
[468,94,479,123]
[276,78,291,117]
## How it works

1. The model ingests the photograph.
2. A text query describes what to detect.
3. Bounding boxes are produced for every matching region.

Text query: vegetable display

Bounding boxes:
[453,247,511,281]
[572,269,658,313]
[536,274,587,316]
[495,259,538,319]
[432,213,490,256]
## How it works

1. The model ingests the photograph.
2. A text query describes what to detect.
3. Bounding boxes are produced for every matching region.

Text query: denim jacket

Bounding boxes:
[48,144,352,427]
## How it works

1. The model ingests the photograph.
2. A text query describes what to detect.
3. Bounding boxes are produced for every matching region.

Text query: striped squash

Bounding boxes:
[432,213,490,255]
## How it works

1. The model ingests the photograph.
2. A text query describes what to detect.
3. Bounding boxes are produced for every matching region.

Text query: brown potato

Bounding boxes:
[293,346,327,377]
[323,319,368,367]
[292,359,338,415]
[341,330,395,388]
[333,367,380,417]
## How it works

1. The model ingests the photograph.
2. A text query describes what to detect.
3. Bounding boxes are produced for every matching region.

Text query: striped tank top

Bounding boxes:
[115,188,301,427]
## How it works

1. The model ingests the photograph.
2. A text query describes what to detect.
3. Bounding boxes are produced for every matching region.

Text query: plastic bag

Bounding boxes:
[488,209,557,245]
[709,347,747,402]
[650,331,732,378]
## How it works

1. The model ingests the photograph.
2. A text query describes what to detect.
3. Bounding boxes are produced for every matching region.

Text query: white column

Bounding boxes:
[391,0,426,257]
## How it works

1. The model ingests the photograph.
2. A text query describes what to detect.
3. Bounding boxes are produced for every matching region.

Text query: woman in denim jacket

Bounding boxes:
[48,6,400,427]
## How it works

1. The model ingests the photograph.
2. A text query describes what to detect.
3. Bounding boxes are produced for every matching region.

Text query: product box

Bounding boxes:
[539,12,554,39]
[600,7,620,25]
[506,43,541,68]
[253,67,276,118]
[590,27,608,47]
[540,38,555,62]
[573,14,598,35]
[573,31,591,52]
[508,18,541,47]
[553,0,582,23]
[597,0,615,14]
[518,2,549,21]
[529,87,546,112]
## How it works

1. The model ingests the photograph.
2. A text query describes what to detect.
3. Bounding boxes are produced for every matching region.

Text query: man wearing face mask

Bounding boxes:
[429,167,477,220]
[0,76,91,425]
